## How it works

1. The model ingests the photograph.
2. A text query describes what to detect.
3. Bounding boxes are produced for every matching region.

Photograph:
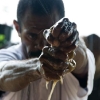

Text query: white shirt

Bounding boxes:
[0,44,95,100]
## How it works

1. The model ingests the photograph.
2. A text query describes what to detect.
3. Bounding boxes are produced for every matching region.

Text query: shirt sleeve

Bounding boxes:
[77,48,96,97]
[0,49,17,61]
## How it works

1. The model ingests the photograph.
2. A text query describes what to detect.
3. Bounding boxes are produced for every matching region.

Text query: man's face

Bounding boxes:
[15,10,60,58]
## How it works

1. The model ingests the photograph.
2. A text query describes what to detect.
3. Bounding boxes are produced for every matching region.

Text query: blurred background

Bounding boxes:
[0,0,100,99]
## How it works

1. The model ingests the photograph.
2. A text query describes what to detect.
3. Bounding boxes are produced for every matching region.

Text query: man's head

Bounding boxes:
[14,0,65,58]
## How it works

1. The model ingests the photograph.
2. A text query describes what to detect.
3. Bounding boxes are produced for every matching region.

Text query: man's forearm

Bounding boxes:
[0,59,41,92]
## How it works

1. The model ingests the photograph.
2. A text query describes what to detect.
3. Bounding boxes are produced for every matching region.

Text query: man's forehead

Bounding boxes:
[22,10,60,29]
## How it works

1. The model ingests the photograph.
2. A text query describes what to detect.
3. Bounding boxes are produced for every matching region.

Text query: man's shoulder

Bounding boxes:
[0,43,25,60]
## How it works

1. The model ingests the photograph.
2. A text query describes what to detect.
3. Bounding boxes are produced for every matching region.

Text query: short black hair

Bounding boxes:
[17,0,65,25]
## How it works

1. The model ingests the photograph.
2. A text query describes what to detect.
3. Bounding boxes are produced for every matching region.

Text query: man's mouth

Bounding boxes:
[28,50,42,58]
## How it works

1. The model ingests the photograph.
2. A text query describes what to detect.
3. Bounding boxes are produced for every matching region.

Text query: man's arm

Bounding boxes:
[72,38,88,88]
[0,58,41,92]
[40,17,95,90]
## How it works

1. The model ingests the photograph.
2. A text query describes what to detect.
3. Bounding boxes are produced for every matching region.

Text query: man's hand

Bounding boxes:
[39,18,79,81]
[39,46,69,81]
[44,18,79,52]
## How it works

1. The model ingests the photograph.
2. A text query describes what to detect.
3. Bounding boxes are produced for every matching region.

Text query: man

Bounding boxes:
[0,0,95,100]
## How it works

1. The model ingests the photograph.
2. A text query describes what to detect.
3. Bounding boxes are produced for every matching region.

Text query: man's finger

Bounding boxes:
[60,39,79,53]
[42,46,68,61]
[60,30,79,47]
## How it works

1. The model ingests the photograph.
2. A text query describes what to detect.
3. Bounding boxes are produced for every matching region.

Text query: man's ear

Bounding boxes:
[13,20,21,37]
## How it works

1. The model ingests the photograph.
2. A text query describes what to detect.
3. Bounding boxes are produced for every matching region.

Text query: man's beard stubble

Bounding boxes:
[22,43,42,58]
